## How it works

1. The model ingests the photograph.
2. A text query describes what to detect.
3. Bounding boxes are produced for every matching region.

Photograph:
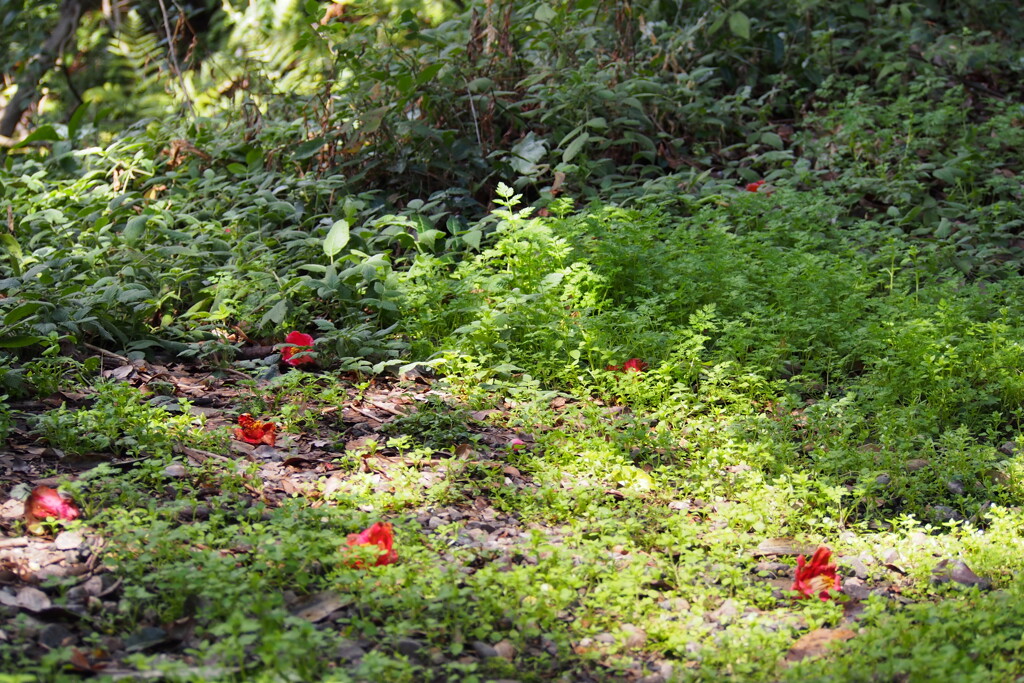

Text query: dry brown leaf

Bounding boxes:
[786,628,856,663]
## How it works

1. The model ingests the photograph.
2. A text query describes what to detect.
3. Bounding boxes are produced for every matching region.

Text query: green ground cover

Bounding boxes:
[3,0,1024,680]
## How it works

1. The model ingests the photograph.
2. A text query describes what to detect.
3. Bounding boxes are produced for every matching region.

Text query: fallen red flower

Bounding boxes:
[623,358,647,372]
[234,413,277,446]
[746,179,766,192]
[343,522,398,568]
[792,545,842,601]
[25,486,80,534]
[281,331,316,367]
[607,358,648,373]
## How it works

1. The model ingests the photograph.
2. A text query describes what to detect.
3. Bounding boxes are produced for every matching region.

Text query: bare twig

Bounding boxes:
[155,0,195,118]
[83,342,129,365]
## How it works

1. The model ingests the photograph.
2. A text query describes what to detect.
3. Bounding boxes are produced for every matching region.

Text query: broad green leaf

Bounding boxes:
[0,335,43,348]
[509,132,547,176]
[123,215,148,244]
[534,4,557,22]
[729,11,751,40]
[562,132,590,163]
[4,302,43,326]
[324,219,351,260]
[462,229,483,250]
[13,125,60,148]
[292,137,326,160]
[467,77,493,93]
[1,234,23,275]
[260,299,288,327]
[416,62,444,85]
[67,104,88,140]
[760,132,784,149]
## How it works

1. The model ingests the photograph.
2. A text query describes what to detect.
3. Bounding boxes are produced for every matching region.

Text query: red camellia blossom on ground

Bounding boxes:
[25,486,80,534]
[508,438,527,450]
[607,358,648,373]
[792,545,842,601]
[234,414,277,446]
[281,331,316,366]
[343,522,398,568]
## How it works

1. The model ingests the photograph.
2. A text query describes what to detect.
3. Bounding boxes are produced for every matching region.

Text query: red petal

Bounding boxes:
[285,331,314,346]
[623,358,647,372]
[27,486,80,521]
[344,522,396,567]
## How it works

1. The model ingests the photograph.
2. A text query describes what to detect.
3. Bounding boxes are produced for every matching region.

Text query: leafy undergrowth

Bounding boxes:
[5,2,1024,679]
[5,186,1024,679]
[5,185,1024,682]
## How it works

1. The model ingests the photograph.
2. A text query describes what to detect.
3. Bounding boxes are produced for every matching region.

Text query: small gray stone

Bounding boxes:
[427,516,445,529]
[472,641,499,658]
[396,638,423,657]
[875,473,891,487]
[999,441,1018,456]
[54,530,84,551]
[594,632,616,644]
[38,623,74,650]
[163,463,188,478]
[706,599,738,623]
[905,458,930,471]
[839,556,869,580]
[946,480,966,496]
[929,505,965,524]
[754,561,790,577]
[638,676,665,683]
[336,638,366,662]
[932,559,991,589]
[842,577,871,600]
[493,639,516,661]
[621,624,647,649]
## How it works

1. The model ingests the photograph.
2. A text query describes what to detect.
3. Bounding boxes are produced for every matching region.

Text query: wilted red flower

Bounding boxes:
[281,331,316,366]
[25,486,80,534]
[234,414,277,446]
[343,522,397,568]
[623,358,647,372]
[792,545,842,601]
[746,180,766,192]
[508,438,527,450]
[607,358,648,373]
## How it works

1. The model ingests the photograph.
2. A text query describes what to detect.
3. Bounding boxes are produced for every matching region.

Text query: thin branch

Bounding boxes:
[155,0,195,119]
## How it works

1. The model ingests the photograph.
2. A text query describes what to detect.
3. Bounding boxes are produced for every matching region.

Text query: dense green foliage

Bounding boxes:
[5,0,1024,680]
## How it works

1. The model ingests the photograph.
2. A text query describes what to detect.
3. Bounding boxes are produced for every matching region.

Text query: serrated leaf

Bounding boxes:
[729,11,751,40]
